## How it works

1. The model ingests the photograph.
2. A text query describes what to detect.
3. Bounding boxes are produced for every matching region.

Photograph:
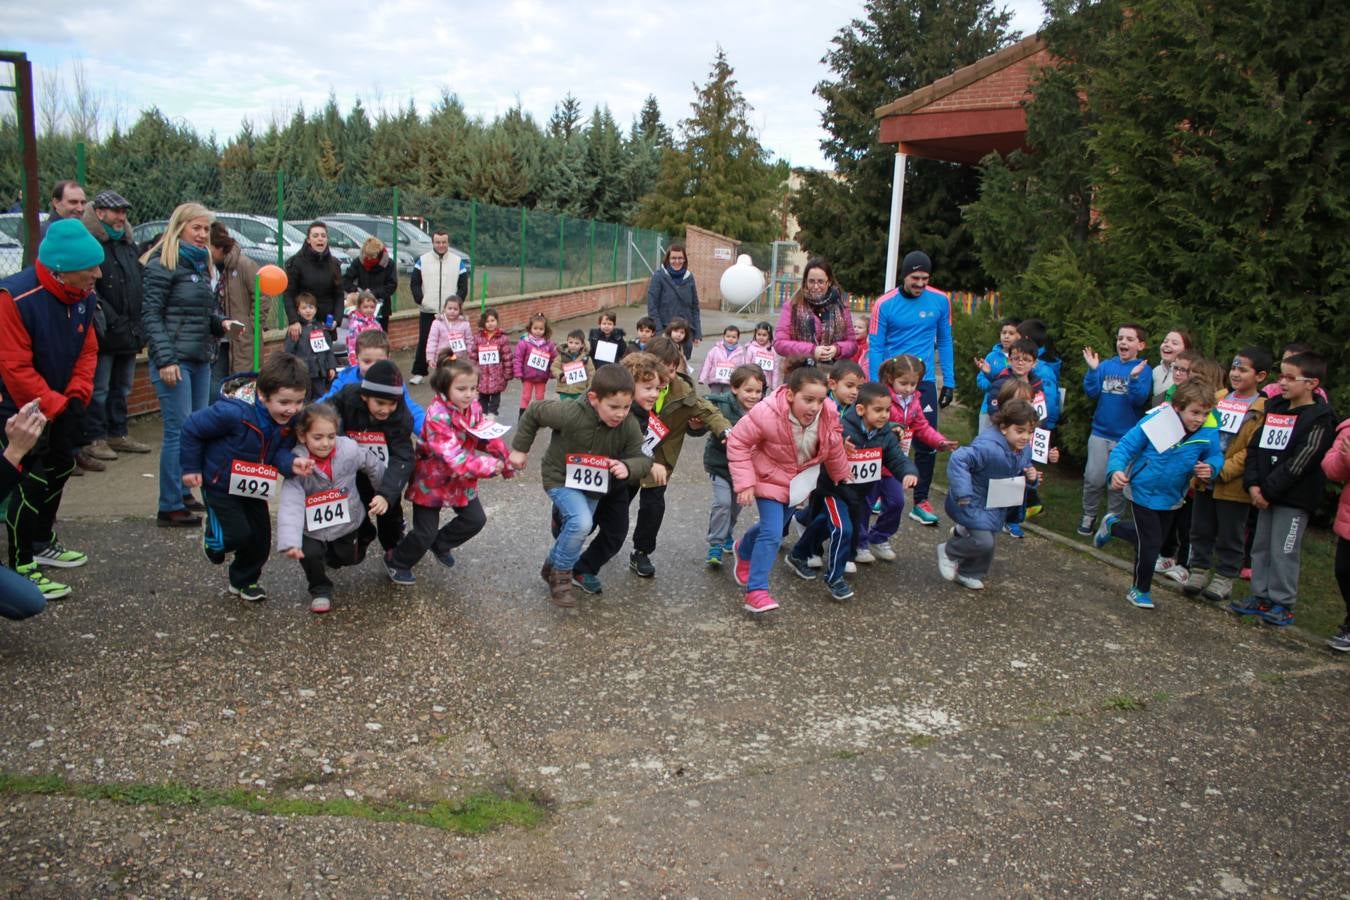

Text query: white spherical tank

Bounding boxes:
[719,254,765,305]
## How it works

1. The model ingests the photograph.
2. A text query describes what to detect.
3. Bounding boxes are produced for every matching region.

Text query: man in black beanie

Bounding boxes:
[867,249,954,526]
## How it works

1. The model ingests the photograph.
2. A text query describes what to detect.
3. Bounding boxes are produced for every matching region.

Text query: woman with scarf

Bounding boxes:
[773,258,858,368]
[342,236,398,331]
[283,221,343,341]
[645,243,701,358]
[141,203,234,527]
[208,223,262,392]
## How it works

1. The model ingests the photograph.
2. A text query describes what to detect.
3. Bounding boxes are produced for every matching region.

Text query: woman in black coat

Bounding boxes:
[283,221,344,339]
[342,236,398,331]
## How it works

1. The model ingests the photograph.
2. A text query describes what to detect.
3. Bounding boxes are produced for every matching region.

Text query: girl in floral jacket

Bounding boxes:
[474,310,514,417]
[385,356,513,585]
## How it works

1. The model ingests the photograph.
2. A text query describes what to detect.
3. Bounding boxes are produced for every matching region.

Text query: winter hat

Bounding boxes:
[37,218,105,272]
[360,360,404,399]
[901,250,932,279]
[93,190,132,210]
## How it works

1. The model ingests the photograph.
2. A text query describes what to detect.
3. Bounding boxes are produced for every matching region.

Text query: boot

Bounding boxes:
[540,560,554,584]
[1181,567,1209,597]
[547,568,576,608]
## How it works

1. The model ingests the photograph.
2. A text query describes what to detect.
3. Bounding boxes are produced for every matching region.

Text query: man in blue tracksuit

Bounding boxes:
[1079,323,1152,534]
[868,250,953,526]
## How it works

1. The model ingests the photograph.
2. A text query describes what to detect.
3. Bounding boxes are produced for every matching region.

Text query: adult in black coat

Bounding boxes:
[342,236,398,331]
[283,222,343,339]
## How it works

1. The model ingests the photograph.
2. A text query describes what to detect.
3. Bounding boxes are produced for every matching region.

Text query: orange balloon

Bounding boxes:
[257,264,288,296]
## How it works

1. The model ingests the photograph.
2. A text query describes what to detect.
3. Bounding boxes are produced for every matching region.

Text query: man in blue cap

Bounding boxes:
[0,218,103,600]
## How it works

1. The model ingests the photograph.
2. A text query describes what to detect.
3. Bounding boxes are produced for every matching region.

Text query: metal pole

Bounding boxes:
[624,228,632,305]
[518,208,526,296]
[588,219,595,285]
[390,187,399,313]
[252,277,262,370]
[481,270,488,311]
[767,240,780,314]
[557,215,565,290]
[275,171,285,267]
[75,141,86,186]
[883,152,907,292]
[468,200,478,309]
[610,225,619,284]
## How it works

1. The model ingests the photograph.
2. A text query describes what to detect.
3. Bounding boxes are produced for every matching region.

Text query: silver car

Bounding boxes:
[216,213,349,267]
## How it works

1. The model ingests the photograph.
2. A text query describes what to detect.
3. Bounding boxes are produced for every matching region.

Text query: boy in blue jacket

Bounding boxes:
[1095,380,1223,609]
[319,329,426,436]
[1079,323,1152,535]
[181,353,313,602]
[974,316,1021,431]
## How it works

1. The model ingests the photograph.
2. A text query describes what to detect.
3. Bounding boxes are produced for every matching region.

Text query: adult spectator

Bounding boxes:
[645,243,701,357]
[409,228,468,384]
[79,190,152,469]
[773,258,857,367]
[343,236,397,331]
[37,180,88,239]
[141,203,231,527]
[868,250,954,526]
[283,221,343,339]
[0,218,102,600]
[208,223,262,390]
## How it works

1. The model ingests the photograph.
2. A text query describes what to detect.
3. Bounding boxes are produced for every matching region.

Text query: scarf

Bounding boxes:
[102,223,125,241]
[361,254,380,271]
[35,260,92,304]
[664,264,685,281]
[791,285,846,348]
[179,242,209,274]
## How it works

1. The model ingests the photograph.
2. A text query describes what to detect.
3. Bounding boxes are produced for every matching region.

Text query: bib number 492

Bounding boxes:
[228,460,279,500]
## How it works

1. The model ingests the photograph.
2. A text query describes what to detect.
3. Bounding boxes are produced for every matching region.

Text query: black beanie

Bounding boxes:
[901,250,932,279]
[360,360,404,399]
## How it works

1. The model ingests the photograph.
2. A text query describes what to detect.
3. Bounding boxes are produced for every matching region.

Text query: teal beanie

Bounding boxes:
[38,218,105,272]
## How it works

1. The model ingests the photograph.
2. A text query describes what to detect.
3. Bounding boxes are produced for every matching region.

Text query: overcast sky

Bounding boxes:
[6,0,1045,172]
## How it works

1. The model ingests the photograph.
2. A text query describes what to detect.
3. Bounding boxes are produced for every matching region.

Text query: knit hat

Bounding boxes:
[93,190,132,210]
[360,360,404,399]
[37,218,105,272]
[901,250,932,278]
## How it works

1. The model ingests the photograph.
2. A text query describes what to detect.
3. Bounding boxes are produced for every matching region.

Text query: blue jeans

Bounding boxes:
[913,380,939,503]
[792,495,851,583]
[86,352,137,441]
[0,564,45,620]
[545,486,600,572]
[150,360,211,513]
[739,498,788,592]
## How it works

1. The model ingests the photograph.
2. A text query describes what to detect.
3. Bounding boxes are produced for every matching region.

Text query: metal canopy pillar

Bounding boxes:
[883,152,907,292]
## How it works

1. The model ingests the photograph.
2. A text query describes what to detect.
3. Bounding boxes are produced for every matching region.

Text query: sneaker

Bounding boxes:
[1239,567,1252,581]
[1161,563,1189,584]
[1077,514,1096,536]
[386,564,415,586]
[936,543,957,582]
[870,498,884,514]
[826,579,854,601]
[75,450,106,472]
[732,540,750,587]
[409,374,424,384]
[228,583,267,602]
[1200,574,1232,603]
[869,541,896,561]
[1093,513,1118,549]
[157,509,201,528]
[1228,596,1271,618]
[572,572,603,594]
[1259,603,1295,627]
[435,550,455,569]
[854,546,876,564]
[1003,523,1025,539]
[204,545,226,565]
[16,562,70,600]
[1327,626,1350,653]
[1025,503,1044,520]
[1126,587,1155,609]
[1182,568,1210,597]
[1154,556,1176,574]
[309,594,332,614]
[107,435,153,453]
[784,554,816,580]
[743,590,779,614]
[629,550,656,578]
[955,573,985,591]
[85,439,119,461]
[909,501,939,526]
[722,537,734,555]
[844,561,857,574]
[32,540,87,568]
[806,555,823,568]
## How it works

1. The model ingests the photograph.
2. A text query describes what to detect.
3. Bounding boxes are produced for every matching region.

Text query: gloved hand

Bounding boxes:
[49,397,88,457]
[939,386,954,409]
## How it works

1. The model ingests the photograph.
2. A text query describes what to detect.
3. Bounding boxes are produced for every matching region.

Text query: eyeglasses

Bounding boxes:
[1171,365,1190,374]
[1277,374,1314,383]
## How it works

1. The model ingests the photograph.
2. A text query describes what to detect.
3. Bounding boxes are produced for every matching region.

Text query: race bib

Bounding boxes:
[309,330,329,353]
[1259,413,1296,450]
[594,340,619,363]
[752,350,775,372]
[1031,427,1051,464]
[305,488,350,532]
[1215,397,1247,434]
[847,447,882,483]
[1032,391,1048,421]
[563,360,588,386]
[526,350,549,371]
[348,430,388,464]
[467,419,511,441]
[641,417,670,458]
[565,454,610,493]
[713,364,734,383]
[478,346,500,366]
[448,336,467,353]
[228,460,279,500]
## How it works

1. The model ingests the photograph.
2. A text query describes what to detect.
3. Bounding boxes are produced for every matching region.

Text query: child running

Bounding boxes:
[283,292,338,400]
[319,328,425,435]
[703,364,766,567]
[387,355,514,585]
[425,295,475,369]
[552,329,595,400]
[474,310,513,417]
[588,310,628,368]
[727,366,850,615]
[277,403,387,613]
[699,325,745,394]
[514,312,556,417]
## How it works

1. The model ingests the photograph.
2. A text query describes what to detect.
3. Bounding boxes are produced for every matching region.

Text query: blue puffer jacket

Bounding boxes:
[180,396,300,497]
[945,426,1035,532]
[1106,406,1224,511]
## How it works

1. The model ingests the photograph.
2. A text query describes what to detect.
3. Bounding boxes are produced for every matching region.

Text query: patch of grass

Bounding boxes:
[1256,672,1288,685]
[1151,691,1173,704]
[0,771,546,835]
[832,749,860,760]
[906,734,940,748]
[1103,694,1146,711]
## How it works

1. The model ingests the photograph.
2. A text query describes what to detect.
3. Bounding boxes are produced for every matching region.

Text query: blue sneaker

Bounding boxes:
[722,537,735,555]
[826,578,854,602]
[572,572,603,594]
[435,550,455,569]
[784,554,816,581]
[1093,513,1119,549]
[1228,596,1271,618]
[1003,523,1025,539]
[1259,603,1295,627]
[386,563,415,586]
[871,497,884,514]
[1126,587,1154,609]
[707,545,724,567]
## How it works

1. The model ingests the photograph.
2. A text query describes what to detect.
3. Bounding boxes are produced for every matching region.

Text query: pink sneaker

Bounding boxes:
[743,590,779,614]
[1239,567,1252,581]
[733,539,751,587]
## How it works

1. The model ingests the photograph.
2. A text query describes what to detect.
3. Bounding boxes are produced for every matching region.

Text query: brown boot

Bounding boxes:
[540,560,553,583]
[547,568,576,608]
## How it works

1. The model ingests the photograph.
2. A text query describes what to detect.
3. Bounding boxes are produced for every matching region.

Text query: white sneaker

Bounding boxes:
[844,561,857,574]
[1154,556,1175,574]
[936,543,957,582]
[806,555,823,568]
[955,574,985,590]
[854,547,876,564]
[1162,564,1189,584]
[869,541,896,561]
[309,595,332,613]
[409,374,424,385]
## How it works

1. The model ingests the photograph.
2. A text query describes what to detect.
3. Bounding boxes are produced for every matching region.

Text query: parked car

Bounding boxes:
[0,211,47,246]
[214,213,349,267]
[0,231,23,279]
[132,220,276,269]
[320,213,455,274]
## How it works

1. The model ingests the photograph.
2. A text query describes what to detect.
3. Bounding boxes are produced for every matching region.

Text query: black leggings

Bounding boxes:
[1110,502,1178,594]
[478,392,501,416]
[1160,494,1192,564]
[1336,537,1350,628]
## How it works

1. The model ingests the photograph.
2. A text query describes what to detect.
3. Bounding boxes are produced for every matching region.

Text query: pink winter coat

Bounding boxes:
[888,386,950,452]
[474,329,514,395]
[513,335,557,383]
[699,341,746,386]
[406,396,512,509]
[425,315,476,369]
[344,310,383,359]
[726,385,850,502]
[1320,418,1350,541]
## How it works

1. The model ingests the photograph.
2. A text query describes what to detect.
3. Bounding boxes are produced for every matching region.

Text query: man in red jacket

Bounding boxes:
[0,218,103,600]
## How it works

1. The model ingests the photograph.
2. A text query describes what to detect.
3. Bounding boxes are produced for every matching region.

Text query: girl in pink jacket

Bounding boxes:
[699,324,746,393]
[385,358,513,585]
[1322,417,1350,651]
[424,296,476,371]
[726,367,850,615]
[343,291,384,361]
[513,312,557,418]
[474,310,514,417]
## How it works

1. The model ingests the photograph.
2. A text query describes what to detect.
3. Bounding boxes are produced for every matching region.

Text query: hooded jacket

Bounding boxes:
[944,426,1035,532]
[283,243,344,324]
[1320,418,1350,541]
[513,334,557,384]
[588,326,628,367]
[277,436,386,548]
[645,266,701,338]
[80,206,145,355]
[511,395,652,491]
[726,385,849,503]
[699,340,747,386]
[0,265,98,420]
[406,396,513,508]
[474,329,514,395]
[834,405,919,504]
[179,395,301,496]
[142,251,224,368]
[329,381,415,505]
[1107,406,1224,511]
[425,314,475,369]
[1243,395,1337,512]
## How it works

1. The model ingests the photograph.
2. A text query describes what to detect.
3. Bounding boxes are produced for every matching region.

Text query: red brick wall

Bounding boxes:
[683,225,738,309]
[126,279,648,417]
[922,49,1053,113]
